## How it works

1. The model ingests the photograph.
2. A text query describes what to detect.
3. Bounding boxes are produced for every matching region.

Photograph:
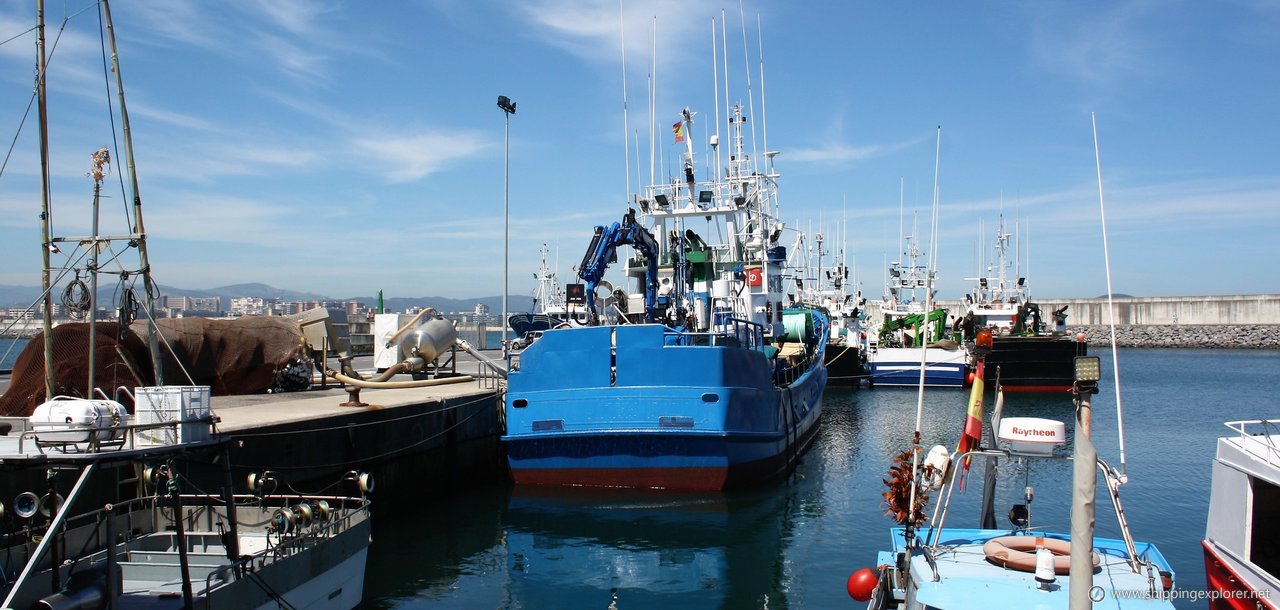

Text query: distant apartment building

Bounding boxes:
[3,308,38,320]
[162,296,220,314]
[162,296,189,311]
[229,296,266,316]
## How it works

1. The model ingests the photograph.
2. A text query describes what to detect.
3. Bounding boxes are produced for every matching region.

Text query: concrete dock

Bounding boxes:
[0,348,511,503]
[207,349,508,500]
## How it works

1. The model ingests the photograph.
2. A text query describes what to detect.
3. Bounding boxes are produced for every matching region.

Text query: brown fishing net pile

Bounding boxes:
[0,317,311,416]
[0,323,151,416]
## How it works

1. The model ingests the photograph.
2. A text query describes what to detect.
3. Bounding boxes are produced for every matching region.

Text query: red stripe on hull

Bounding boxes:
[1203,540,1279,610]
[512,467,729,491]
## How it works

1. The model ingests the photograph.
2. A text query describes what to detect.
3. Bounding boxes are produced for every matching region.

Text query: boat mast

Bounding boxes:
[103,0,165,384]
[906,127,942,544]
[1092,113,1127,475]
[36,0,54,400]
[86,149,109,396]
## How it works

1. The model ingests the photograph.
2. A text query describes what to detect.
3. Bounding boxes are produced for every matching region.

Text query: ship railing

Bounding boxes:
[662,317,764,351]
[923,446,1149,574]
[5,416,218,456]
[1223,419,1280,463]
[2,487,368,609]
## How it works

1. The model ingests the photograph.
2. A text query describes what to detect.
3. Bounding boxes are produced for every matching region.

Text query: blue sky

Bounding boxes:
[0,0,1276,304]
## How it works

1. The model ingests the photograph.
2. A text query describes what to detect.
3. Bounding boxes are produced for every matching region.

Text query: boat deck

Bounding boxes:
[878,528,1175,608]
[211,375,496,432]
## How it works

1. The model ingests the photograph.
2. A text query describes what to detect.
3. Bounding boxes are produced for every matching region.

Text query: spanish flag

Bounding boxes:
[955,359,985,488]
[673,121,685,143]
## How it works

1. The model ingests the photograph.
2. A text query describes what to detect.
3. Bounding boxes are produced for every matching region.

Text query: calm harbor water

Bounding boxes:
[362,348,1280,610]
[0,337,24,370]
[2,337,1274,608]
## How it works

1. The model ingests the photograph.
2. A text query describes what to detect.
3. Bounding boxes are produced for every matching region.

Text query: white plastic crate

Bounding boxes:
[134,386,212,446]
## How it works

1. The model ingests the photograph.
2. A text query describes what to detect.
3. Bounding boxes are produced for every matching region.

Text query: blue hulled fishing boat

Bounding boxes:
[503,103,828,491]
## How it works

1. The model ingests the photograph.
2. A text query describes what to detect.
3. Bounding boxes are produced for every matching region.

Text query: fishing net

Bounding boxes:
[0,322,151,416]
[0,317,313,416]
[140,317,312,397]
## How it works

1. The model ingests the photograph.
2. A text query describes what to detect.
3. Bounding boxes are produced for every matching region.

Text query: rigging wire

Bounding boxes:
[0,92,37,182]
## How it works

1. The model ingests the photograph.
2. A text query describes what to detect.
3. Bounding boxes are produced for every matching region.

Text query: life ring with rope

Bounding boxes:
[982,536,1099,575]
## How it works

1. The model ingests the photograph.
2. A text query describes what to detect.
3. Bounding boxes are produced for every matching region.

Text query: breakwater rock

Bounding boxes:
[1073,325,1280,349]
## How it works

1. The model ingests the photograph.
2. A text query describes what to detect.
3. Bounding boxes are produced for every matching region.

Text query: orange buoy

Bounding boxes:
[846,567,879,601]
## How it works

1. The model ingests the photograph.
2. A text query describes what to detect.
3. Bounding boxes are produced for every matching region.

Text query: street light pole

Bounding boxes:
[497,95,516,353]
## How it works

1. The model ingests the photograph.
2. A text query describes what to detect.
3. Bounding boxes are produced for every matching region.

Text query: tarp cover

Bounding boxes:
[0,317,311,416]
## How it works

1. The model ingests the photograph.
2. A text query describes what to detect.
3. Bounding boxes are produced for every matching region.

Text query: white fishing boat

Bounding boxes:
[1203,420,1280,609]
[797,230,868,387]
[507,244,587,343]
[866,230,965,388]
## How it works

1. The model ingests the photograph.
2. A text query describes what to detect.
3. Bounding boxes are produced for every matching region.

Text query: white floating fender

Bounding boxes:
[922,444,951,491]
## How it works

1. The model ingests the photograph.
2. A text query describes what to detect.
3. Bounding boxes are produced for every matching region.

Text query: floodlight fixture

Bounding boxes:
[497,95,517,115]
[1074,356,1101,383]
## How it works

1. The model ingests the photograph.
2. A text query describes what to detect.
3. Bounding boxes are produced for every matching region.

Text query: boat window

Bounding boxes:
[1251,477,1280,575]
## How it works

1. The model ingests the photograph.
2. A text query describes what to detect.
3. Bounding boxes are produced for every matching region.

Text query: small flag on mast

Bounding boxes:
[955,359,985,488]
[673,121,685,143]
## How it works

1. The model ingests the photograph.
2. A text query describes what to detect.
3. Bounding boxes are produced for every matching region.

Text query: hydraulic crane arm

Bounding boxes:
[577,209,660,322]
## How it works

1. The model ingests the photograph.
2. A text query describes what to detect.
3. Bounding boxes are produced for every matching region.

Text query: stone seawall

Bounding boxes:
[1073,324,1280,349]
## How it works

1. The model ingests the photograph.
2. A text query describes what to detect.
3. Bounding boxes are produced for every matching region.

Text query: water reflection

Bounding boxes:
[504,486,795,609]
[361,350,1277,609]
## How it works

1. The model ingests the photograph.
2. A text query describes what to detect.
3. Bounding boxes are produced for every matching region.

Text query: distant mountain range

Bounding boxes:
[0,282,534,314]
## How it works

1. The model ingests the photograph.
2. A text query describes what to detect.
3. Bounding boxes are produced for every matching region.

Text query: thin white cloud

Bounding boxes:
[252,32,331,84]
[516,0,757,75]
[250,0,341,37]
[1024,0,1159,85]
[351,131,491,183]
[124,2,226,51]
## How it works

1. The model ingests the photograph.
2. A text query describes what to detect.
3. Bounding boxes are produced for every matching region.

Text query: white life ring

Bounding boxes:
[982,536,1099,575]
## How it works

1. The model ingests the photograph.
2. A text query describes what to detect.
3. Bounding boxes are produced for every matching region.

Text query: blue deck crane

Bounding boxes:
[576,209,660,323]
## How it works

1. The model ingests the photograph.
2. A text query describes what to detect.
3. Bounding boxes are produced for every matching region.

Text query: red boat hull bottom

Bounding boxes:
[1203,540,1278,609]
[512,467,728,491]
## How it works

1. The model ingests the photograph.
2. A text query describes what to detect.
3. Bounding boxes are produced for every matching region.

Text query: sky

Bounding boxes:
[0,0,1276,305]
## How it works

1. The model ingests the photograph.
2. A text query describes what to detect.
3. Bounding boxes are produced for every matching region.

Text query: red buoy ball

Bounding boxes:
[846,567,878,601]
[965,371,976,386]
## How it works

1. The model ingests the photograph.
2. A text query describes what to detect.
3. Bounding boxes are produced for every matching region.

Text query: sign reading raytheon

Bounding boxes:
[1011,426,1059,437]
[998,417,1066,455]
